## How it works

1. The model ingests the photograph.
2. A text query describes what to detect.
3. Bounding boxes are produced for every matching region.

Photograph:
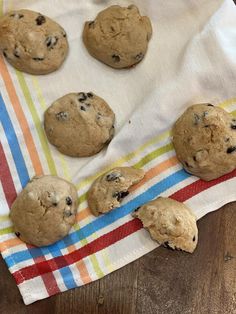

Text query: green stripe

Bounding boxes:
[78,193,87,204]
[16,71,57,175]
[133,143,173,169]
[0,227,13,235]
[77,143,173,205]
[80,236,104,277]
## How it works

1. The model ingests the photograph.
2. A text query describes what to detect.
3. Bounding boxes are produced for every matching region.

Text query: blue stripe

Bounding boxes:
[0,93,29,187]
[5,169,190,267]
[50,242,77,289]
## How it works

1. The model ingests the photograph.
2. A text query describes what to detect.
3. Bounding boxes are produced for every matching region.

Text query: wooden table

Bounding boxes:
[1,202,236,314]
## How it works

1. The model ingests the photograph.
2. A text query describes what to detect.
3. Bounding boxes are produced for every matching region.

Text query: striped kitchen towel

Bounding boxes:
[0,0,236,305]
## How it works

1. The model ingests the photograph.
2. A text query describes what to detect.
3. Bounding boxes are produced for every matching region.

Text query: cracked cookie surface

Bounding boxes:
[44,92,115,157]
[88,167,145,216]
[173,104,236,181]
[83,5,152,69]
[10,175,78,247]
[0,9,68,74]
[133,197,198,253]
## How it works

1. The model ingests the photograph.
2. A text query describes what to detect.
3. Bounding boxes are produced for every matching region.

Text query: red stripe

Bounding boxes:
[26,245,61,296]
[12,168,236,285]
[170,168,236,202]
[0,140,60,294]
[13,219,143,284]
[0,141,16,207]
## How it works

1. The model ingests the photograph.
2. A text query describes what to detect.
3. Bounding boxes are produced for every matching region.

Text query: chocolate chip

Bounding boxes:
[53,202,58,206]
[66,196,73,206]
[225,137,230,142]
[113,191,129,202]
[206,104,214,107]
[46,36,58,49]
[193,156,197,162]
[163,241,174,250]
[112,54,120,63]
[56,111,69,121]
[33,57,44,61]
[3,50,8,58]
[64,209,73,217]
[88,21,95,28]
[87,92,93,98]
[106,172,121,181]
[14,47,20,58]
[231,120,236,129]
[15,232,21,237]
[10,13,24,18]
[62,31,67,37]
[193,236,196,242]
[78,92,87,102]
[112,125,115,128]
[227,146,236,154]
[80,106,86,111]
[194,113,200,125]
[135,52,144,61]
[184,161,190,167]
[134,206,140,212]
[36,15,46,25]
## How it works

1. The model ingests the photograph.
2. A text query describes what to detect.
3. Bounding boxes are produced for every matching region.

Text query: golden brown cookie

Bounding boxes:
[0,9,68,74]
[173,104,236,181]
[83,5,152,69]
[10,175,78,247]
[44,92,115,157]
[133,197,198,253]
[88,167,145,216]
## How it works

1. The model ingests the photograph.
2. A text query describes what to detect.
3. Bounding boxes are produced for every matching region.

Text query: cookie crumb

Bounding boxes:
[97,295,104,305]
[224,252,234,262]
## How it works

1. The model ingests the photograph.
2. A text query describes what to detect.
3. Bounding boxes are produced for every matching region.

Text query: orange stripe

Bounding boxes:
[67,244,91,284]
[0,156,178,252]
[129,156,178,191]
[0,58,43,175]
[75,156,179,224]
[0,238,22,250]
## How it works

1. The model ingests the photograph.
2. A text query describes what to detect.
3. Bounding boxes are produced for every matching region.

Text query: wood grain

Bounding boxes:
[1,202,236,314]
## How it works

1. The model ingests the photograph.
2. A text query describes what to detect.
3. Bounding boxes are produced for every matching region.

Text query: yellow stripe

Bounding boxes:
[76,98,236,191]
[31,77,71,180]
[77,142,173,204]
[76,130,170,190]
[0,0,3,15]
[133,143,173,169]
[16,71,57,175]
[219,98,236,109]
[31,76,107,277]
[0,226,12,235]
[0,215,8,222]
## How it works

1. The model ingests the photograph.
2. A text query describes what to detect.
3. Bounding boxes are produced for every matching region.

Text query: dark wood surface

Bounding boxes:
[1,202,236,314]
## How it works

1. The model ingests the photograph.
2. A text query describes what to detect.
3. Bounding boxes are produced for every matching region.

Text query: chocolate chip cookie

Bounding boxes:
[173,104,236,181]
[83,5,152,69]
[0,9,68,74]
[10,175,78,247]
[88,167,145,216]
[133,197,198,253]
[44,92,115,157]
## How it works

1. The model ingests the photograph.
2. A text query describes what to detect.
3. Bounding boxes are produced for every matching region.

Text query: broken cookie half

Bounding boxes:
[133,197,198,253]
[87,167,145,216]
